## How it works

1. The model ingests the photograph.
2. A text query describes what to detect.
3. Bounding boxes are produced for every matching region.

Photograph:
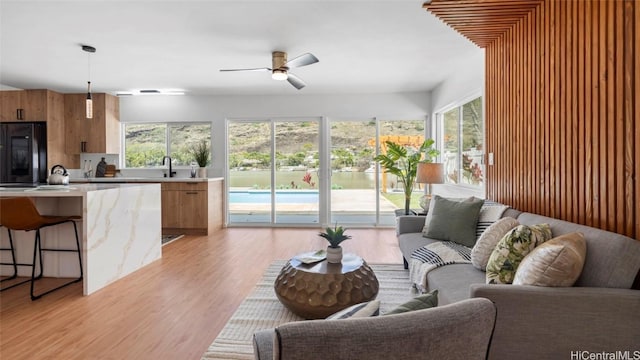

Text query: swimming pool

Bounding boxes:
[229,190,318,204]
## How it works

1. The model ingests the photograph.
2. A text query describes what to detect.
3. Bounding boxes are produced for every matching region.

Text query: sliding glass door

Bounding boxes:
[227,119,320,225]
[228,117,427,227]
[327,118,427,226]
[328,119,378,225]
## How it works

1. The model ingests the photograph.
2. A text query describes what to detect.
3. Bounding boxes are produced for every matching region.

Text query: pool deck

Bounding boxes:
[229,189,398,213]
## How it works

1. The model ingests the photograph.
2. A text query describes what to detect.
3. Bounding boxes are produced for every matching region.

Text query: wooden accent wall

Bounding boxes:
[425,0,639,239]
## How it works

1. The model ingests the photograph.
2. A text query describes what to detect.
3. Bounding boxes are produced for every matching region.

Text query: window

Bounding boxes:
[440,97,484,187]
[124,123,211,168]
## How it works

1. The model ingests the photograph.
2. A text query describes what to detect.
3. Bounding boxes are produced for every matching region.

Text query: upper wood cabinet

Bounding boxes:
[0,89,48,121]
[0,89,69,167]
[64,93,120,157]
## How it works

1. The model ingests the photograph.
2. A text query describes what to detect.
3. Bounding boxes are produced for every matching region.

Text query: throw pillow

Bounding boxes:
[475,201,510,239]
[423,196,485,247]
[471,217,520,271]
[385,290,438,315]
[485,223,553,284]
[513,232,586,287]
[326,300,380,320]
[421,197,439,234]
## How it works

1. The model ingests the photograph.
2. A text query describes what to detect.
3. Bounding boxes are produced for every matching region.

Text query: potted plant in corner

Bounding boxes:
[374,139,439,215]
[190,140,210,178]
[319,224,351,263]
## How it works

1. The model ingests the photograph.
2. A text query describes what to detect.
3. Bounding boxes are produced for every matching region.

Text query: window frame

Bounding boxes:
[434,94,485,191]
[121,121,212,169]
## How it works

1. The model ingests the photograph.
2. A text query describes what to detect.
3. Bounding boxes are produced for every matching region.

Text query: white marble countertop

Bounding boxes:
[70,177,223,183]
[0,183,159,197]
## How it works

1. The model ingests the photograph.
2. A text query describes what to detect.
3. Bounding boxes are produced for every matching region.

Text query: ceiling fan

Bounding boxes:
[220,51,319,90]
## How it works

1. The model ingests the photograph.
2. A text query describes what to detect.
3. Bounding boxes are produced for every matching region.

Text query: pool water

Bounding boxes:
[229,190,318,204]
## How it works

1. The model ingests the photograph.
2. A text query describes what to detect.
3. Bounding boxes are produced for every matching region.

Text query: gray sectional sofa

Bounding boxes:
[253,208,640,360]
[397,209,640,359]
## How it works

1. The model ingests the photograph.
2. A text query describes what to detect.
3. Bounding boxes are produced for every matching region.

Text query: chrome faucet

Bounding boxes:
[162,156,176,177]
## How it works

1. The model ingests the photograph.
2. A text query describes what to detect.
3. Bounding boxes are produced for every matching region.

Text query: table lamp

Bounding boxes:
[416,162,445,212]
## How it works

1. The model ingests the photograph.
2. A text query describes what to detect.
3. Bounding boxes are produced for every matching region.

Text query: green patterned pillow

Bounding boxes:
[486,224,552,284]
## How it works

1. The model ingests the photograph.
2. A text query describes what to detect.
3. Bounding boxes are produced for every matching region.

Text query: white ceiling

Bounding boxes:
[0,0,480,96]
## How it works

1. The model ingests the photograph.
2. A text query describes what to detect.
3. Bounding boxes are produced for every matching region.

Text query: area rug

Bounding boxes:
[161,234,184,246]
[202,260,415,360]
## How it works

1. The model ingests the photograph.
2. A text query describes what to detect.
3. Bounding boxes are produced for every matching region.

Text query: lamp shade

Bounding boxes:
[416,162,444,184]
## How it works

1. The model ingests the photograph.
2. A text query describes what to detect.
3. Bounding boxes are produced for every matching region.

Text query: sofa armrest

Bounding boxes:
[470,284,640,360]
[253,329,274,360]
[396,215,425,235]
[262,299,495,360]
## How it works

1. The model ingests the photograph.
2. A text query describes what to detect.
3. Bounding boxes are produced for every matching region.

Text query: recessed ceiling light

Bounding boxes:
[115,89,186,96]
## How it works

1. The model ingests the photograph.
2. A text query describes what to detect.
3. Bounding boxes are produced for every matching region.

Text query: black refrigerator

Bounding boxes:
[0,122,47,184]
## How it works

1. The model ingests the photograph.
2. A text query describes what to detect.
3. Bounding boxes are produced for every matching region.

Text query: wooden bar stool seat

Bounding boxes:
[0,197,83,300]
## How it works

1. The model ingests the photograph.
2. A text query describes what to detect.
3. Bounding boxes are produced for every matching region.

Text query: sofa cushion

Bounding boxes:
[514,232,587,287]
[326,300,380,319]
[423,195,485,247]
[426,264,486,305]
[471,217,520,271]
[517,213,640,288]
[385,290,438,315]
[486,223,552,284]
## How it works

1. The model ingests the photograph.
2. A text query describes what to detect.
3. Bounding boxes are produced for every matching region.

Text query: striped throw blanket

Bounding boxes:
[409,241,471,293]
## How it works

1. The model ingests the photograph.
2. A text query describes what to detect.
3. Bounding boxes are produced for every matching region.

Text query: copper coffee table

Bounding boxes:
[274,252,379,319]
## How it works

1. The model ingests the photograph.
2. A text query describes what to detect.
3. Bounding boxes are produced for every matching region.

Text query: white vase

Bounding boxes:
[198,167,207,178]
[326,246,343,264]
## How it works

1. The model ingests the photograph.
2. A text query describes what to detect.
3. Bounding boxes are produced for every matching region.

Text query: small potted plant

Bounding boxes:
[189,140,210,178]
[319,223,351,263]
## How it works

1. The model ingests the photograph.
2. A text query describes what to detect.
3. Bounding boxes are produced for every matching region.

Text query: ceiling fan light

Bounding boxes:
[271,69,288,81]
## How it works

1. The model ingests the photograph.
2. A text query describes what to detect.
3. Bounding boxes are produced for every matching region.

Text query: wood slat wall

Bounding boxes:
[425,0,638,239]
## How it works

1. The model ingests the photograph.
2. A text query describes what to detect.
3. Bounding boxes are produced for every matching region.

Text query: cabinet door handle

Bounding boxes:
[17,109,23,120]
[185,191,198,195]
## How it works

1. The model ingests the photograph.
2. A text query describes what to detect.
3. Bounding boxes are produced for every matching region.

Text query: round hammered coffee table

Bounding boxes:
[274,253,379,319]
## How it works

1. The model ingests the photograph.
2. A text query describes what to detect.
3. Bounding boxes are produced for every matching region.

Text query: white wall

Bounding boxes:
[429,49,484,113]
[119,91,431,175]
[428,48,485,199]
[119,92,431,121]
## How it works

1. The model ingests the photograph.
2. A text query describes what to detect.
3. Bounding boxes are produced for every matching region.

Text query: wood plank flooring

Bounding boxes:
[0,227,402,360]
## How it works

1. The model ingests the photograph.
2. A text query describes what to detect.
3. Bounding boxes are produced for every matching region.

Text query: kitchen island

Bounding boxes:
[71,177,224,235]
[0,183,161,295]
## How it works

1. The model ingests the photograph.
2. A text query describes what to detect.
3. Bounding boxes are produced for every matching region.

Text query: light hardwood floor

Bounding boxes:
[0,227,402,359]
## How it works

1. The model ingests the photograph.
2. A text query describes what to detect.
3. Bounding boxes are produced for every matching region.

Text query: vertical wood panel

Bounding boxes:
[576,0,585,225]
[614,1,624,234]
[632,0,636,236]
[428,0,639,239]
[599,0,608,231]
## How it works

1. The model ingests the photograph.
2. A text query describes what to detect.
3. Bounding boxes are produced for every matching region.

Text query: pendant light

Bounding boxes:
[82,45,96,119]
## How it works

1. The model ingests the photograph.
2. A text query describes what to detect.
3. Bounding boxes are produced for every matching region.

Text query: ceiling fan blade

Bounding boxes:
[285,53,319,68]
[286,73,306,90]
[219,67,271,72]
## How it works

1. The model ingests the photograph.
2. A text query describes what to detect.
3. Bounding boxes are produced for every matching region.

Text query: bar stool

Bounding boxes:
[0,197,83,300]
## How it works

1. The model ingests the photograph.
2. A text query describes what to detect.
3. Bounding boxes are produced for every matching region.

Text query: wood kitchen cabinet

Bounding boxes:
[0,89,48,122]
[64,93,120,166]
[0,89,70,167]
[161,180,223,235]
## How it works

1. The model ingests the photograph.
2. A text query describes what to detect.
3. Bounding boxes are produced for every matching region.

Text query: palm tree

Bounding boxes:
[374,139,439,215]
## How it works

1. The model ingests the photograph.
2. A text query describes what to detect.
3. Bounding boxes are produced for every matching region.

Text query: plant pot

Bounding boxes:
[198,167,207,178]
[326,246,343,264]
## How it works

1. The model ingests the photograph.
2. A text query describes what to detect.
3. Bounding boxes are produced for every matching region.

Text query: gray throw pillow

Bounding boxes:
[423,195,485,247]
[385,290,438,315]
